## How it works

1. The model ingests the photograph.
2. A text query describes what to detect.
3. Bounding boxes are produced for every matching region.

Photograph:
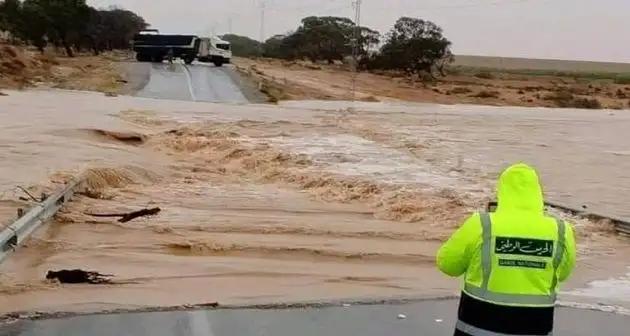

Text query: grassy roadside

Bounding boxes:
[232,60,291,103]
[0,43,130,95]
[234,57,630,109]
[451,65,630,84]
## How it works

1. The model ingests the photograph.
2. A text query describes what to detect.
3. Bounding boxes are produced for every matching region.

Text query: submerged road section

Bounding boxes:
[135,62,250,103]
[3,300,629,336]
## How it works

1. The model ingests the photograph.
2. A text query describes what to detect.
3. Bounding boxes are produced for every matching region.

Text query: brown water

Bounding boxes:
[0,89,629,314]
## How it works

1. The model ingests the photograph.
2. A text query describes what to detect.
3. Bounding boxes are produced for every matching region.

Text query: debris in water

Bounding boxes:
[16,186,39,202]
[397,314,407,319]
[607,150,630,157]
[46,269,113,284]
[0,91,7,96]
[197,302,220,308]
[342,303,351,307]
[85,207,161,223]
[435,319,443,323]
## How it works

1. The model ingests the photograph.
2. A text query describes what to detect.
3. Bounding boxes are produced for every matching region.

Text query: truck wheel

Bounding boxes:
[184,57,194,65]
[213,61,223,67]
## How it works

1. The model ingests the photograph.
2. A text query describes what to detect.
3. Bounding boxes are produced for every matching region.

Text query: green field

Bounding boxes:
[453,55,630,82]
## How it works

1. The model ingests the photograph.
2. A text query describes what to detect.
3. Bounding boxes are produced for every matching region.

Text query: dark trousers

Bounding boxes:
[454,292,554,335]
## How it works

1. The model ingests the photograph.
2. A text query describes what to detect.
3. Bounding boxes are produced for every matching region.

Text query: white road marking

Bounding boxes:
[181,64,197,102]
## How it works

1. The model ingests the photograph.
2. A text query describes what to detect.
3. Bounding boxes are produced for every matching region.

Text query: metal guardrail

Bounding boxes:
[0,177,84,264]
[545,201,630,236]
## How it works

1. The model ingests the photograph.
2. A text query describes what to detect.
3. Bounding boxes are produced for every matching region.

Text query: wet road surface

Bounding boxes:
[4,300,629,336]
[135,62,249,103]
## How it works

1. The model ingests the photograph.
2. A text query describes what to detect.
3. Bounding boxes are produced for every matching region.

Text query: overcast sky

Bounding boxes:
[89,0,629,62]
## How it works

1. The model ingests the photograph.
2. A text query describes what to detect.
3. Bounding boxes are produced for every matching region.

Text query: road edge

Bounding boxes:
[221,64,269,103]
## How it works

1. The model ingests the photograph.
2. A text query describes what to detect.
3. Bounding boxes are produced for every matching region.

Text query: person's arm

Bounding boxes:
[558,222,576,282]
[436,213,481,277]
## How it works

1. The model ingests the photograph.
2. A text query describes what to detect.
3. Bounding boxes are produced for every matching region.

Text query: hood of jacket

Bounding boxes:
[496,163,544,214]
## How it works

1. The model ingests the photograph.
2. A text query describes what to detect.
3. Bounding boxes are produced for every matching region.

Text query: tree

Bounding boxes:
[82,7,105,54]
[262,34,282,58]
[97,8,147,50]
[0,0,22,37]
[1,0,147,54]
[372,17,453,77]
[299,16,353,63]
[221,34,261,57]
[357,26,380,56]
[261,16,379,63]
[21,0,90,57]
[261,30,299,60]
[19,1,50,51]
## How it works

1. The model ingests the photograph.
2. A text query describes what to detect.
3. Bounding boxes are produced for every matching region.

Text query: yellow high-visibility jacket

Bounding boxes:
[437,163,576,307]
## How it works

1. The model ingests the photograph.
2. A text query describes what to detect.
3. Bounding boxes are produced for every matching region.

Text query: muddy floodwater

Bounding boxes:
[0,89,629,315]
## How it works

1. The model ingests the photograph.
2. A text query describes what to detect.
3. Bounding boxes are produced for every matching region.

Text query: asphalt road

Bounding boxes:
[3,300,629,336]
[134,62,252,104]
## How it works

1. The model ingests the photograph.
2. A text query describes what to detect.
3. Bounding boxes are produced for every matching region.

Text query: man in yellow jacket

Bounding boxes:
[437,163,576,336]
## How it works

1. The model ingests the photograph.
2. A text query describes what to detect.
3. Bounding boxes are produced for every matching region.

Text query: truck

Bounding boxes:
[132,30,198,64]
[197,36,232,67]
[132,30,231,66]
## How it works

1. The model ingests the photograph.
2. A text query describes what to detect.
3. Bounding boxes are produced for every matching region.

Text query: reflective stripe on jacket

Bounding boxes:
[437,163,576,308]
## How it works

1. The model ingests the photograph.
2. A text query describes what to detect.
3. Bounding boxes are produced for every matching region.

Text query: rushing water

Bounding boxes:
[0,89,629,314]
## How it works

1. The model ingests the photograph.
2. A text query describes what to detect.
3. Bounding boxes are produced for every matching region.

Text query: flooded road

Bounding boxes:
[0,90,629,315]
[135,63,249,103]
[284,100,630,218]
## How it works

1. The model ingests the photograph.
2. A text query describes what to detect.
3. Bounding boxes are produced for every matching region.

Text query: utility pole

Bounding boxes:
[259,0,266,43]
[351,0,362,102]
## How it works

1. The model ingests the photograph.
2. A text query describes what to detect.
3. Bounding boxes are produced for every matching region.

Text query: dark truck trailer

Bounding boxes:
[132,33,199,64]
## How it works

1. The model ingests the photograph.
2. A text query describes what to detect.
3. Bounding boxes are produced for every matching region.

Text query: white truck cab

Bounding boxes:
[197,36,232,67]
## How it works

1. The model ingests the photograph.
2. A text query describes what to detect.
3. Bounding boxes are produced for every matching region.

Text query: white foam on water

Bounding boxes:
[558,301,630,315]
[564,267,630,308]
[268,134,456,187]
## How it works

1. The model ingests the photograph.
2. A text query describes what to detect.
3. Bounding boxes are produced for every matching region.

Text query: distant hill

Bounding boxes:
[453,55,630,74]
